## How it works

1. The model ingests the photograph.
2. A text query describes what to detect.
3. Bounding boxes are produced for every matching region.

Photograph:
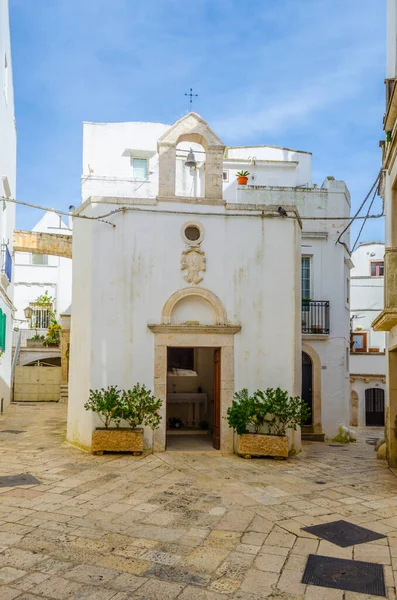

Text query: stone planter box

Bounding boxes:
[237,433,289,459]
[91,428,144,455]
[26,339,44,348]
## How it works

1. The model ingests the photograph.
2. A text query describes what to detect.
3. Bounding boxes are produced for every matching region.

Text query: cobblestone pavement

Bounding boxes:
[0,404,394,599]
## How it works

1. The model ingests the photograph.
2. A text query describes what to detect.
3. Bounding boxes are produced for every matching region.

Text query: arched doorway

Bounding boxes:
[365,388,385,426]
[302,352,313,426]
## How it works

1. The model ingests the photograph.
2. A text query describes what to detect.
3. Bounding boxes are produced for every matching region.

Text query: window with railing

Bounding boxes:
[301,300,330,334]
[1,244,12,283]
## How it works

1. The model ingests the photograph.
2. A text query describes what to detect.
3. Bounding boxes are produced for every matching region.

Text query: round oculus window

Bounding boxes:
[184,225,201,242]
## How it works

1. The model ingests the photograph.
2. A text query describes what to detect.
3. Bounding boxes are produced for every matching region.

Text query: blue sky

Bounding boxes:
[10,0,385,245]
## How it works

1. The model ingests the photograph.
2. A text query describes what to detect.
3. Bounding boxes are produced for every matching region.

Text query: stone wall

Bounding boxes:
[14,230,72,259]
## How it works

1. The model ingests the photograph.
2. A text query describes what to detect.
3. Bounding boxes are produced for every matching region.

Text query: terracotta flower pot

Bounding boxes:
[237,176,249,185]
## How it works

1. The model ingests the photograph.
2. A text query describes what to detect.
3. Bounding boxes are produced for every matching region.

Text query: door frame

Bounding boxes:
[302,351,313,427]
[152,330,236,453]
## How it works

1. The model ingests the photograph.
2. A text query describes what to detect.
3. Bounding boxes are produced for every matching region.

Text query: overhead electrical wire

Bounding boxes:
[335,170,382,248]
[0,184,385,229]
[351,184,378,252]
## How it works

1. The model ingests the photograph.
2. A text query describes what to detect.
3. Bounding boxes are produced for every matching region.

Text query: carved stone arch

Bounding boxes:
[350,389,359,427]
[157,112,225,200]
[302,342,322,434]
[162,287,228,325]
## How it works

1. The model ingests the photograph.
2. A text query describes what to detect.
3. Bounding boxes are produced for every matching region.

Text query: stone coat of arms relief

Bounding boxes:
[181,247,206,284]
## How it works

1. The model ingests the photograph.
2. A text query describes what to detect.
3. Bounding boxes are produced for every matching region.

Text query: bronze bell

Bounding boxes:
[185,148,197,169]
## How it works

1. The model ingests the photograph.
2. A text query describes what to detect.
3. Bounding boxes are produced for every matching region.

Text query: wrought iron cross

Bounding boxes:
[185,87,198,110]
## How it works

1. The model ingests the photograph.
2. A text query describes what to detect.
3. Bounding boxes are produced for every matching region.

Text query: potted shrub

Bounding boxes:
[85,384,162,455]
[236,170,250,185]
[227,387,310,459]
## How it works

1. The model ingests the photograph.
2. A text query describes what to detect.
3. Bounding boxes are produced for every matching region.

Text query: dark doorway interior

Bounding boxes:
[365,388,385,426]
[166,347,221,450]
[302,352,313,427]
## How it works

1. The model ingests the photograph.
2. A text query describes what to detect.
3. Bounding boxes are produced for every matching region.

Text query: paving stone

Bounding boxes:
[277,566,307,595]
[203,530,240,549]
[0,548,47,569]
[240,567,278,595]
[353,542,391,564]
[12,572,50,591]
[209,576,241,593]
[0,567,26,584]
[0,587,22,600]
[305,586,343,599]
[254,552,286,573]
[178,587,227,600]
[181,547,230,573]
[108,572,147,592]
[142,550,181,565]
[63,563,120,585]
[31,575,85,599]
[145,563,210,587]
[134,578,184,599]
[241,531,267,546]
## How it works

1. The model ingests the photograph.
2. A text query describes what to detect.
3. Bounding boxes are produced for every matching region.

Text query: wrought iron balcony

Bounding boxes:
[302,300,330,335]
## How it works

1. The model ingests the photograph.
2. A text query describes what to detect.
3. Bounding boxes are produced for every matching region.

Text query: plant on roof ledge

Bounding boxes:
[236,170,250,185]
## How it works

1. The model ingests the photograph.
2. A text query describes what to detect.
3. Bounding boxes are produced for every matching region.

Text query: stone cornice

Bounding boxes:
[148,324,241,334]
[372,309,397,331]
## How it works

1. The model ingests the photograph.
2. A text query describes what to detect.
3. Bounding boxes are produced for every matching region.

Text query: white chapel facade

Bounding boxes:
[67,113,351,452]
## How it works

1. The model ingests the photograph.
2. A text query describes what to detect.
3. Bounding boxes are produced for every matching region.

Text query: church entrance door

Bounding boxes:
[165,347,221,451]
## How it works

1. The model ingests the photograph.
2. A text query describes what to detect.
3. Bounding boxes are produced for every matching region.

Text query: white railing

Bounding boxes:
[12,328,48,348]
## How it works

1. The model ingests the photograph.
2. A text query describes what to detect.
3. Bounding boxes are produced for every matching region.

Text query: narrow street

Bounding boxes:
[0,403,393,599]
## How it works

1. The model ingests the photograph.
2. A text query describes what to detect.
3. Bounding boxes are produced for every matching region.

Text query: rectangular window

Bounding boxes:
[371,261,384,276]
[31,307,51,329]
[31,253,48,265]
[222,170,229,182]
[351,332,367,352]
[133,158,148,180]
[346,277,350,304]
[346,347,349,372]
[301,257,311,300]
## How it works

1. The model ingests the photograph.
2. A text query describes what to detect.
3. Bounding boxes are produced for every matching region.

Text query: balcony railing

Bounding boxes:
[302,300,330,335]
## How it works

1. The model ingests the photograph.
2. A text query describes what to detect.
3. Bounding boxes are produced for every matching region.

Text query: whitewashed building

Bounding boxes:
[350,243,386,427]
[0,0,16,411]
[372,0,397,465]
[13,211,72,331]
[67,113,351,452]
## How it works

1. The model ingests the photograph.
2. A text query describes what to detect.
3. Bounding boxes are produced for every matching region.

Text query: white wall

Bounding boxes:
[14,211,72,326]
[0,0,16,409]
[72,115,351,444]
[68,201,301,449]
[350,243,386,352]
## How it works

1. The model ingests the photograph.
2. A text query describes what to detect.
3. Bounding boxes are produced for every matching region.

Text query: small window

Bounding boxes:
[133,158,148,180]
[346,277,350,304]
[31,253,48,265]
[31,306,51,329]
[371,261,384,277]
[222,171,229,182]
[182,222,204,245]
[301,256,311,300]
[346,347,349,371]
[351,332,367,352]
[167,348,195,371]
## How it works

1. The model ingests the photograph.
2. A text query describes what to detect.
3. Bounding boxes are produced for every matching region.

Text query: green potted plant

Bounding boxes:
[43,320,62,347]
[236,170,250,185]
[227,387,310,459]
[85,384,162,454]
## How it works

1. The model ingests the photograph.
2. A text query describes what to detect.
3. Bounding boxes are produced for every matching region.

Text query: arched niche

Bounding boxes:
[157,113,225,200]
[162,287,228,326]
